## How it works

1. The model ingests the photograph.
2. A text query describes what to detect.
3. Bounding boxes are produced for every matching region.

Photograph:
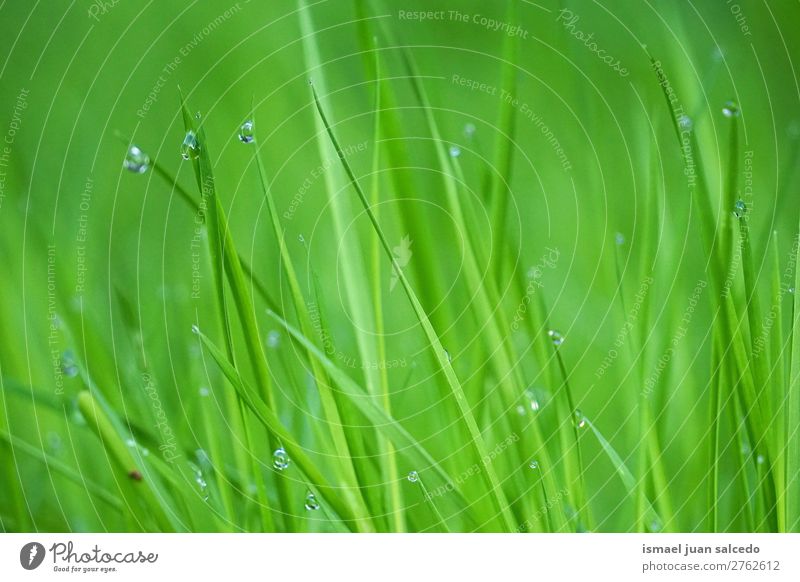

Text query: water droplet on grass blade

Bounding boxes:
[407,470,419,483]
[615,232,625,245]
[722,100,740,118]
[267,330,280,348]
[678,115,693,132]
[464,123,476,138]
[548,329,564,346]
[733,199,747,218]
[272,448,290,471]
[304,492,320,511]
[123,145,150,174]
[191,324,200,335]
[61,350,79,378]
[449,145,461,158]
[444,349,452,363]
[529,460,539,470]
[199,386,209,397]
[181,131,200,160]
[239,120,255,144]
[516,404,526,416]
[574,409,587,429]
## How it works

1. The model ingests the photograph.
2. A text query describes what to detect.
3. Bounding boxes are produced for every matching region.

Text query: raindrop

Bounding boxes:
[574,409,587,429]
[733,199,747,219]
[756,454,765,465]
[304,491,320,511]
[125,438,136,448]
[191,324,200,335]
[464,123,476,138]
[407,470,419,483]
[199,386,210,397]
[649,518,663,533]
[267,330,280,348]
[529,460,539,470]
[615,232,625,245]
[272,447,290,471]
[181,131,200,161]
[61,350,79,378]
[190,461,208,497]
[789,287,796,295]
[298,234,306,244]
[449,145,461,158]
[548,329,564,346]
[516,405,526,416]
[722,100,740,118]
[444,349,452,363]
[678,115,693,132]
[123,145,150,174]
[239,120,255,144]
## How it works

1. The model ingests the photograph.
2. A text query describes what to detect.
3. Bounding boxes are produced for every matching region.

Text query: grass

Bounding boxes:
[1,0,800,533]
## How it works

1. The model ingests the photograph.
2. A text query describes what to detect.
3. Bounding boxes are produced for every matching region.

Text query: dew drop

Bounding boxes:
[125,438,136,448]
[756,453,765,465]
[407,470,419,483]
[789,287,796,294]
[463,123,476,138]
[191,324,200,335]
[722,100,740,118]
[649,518,663,533]
[239,120,255,144]
[304,491,320,511]
[574,409,587,429]
[548,329,564,346]
[123,145,150,174]
[181,130,200,161]
[516,404,526,416]
[199,386,210,397]
[272,447,290,471]
[298,234,306,244]
[449,145,461,158]
[529,460,539,470]
[444,349,452,363]
[192,461,208,498]
[266,330,280,348]
[733,199,747,219]
[61,350,79,378]
[678,115,693,132]
[615,232,625,245]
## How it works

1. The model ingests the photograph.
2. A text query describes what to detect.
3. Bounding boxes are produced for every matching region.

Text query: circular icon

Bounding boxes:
[20,542,45,570]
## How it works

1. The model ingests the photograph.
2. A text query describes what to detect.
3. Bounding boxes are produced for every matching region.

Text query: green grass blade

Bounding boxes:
[310,82,516,531]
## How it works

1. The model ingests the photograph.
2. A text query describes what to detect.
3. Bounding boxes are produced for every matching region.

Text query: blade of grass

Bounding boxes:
[310,82,516,531]
[177,94,284,531]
